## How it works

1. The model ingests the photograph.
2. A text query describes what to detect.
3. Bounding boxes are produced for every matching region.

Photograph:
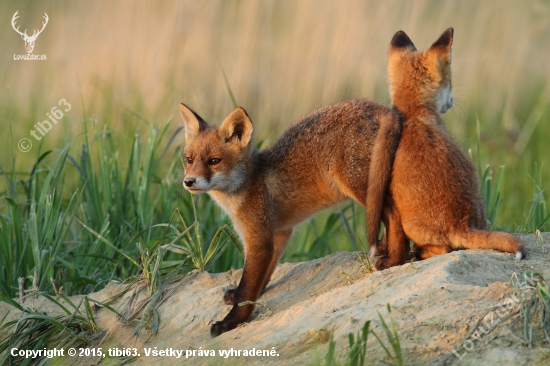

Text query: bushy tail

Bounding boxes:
[450,230,526,260]
[366,109,402,253]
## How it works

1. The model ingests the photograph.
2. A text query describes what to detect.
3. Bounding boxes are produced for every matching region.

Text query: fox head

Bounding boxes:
[388,28,454,115]
[179,104,254,194]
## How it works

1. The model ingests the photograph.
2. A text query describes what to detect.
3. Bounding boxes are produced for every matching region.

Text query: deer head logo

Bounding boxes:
[11,11,49,54]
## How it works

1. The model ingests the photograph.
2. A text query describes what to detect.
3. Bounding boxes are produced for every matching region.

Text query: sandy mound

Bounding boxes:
[2,233,549,365]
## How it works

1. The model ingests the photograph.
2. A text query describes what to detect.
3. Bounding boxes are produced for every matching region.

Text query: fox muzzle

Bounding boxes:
[184,177,196,187]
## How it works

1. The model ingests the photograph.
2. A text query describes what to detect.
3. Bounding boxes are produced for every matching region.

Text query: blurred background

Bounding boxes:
[1,0,549,237]
[2,1,550,358]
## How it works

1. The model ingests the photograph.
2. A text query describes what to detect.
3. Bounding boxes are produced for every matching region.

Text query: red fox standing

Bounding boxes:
[371,28,526,270]
[179,100,401,336]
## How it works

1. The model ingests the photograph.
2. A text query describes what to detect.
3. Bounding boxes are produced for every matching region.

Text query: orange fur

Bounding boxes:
[179,100,401,336]
[375,28,525,270]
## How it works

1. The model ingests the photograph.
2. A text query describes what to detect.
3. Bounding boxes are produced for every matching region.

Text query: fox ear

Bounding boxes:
[389,30,417,53]
[428,27,453,61]
[179,103,209,143]
[219,107,253,148]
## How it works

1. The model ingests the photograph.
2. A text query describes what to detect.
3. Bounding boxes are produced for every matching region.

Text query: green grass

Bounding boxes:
[517,272,550,346]
[0,112,243,299]
[322,305,404,366]
[0,293,102,365]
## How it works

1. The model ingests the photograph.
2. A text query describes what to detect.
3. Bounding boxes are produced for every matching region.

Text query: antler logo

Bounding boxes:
[11,11,49,54]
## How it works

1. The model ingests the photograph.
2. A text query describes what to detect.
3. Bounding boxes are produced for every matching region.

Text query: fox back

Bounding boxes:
[179,99,401,336]
[374,28,524,270]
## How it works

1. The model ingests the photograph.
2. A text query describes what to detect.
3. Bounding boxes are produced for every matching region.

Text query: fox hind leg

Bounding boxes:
[369,225,388,257]
[375,207,409,270]
[413,244,452,260]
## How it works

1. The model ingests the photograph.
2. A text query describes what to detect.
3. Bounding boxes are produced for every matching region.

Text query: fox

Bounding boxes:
[370,28,525,270]
[179,99,401,337]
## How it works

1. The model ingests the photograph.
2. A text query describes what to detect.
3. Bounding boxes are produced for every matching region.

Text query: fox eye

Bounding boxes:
[186,157,193,164]
[208,158,221,166]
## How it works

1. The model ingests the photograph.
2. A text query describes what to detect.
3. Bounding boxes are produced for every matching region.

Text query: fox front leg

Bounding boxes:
[211,232,275,337]
[223,228,293,306]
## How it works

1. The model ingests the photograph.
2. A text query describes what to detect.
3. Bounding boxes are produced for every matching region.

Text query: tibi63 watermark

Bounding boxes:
[18,99,71,152]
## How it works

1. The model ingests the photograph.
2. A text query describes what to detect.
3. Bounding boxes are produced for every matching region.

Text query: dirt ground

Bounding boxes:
[2,233,549,365]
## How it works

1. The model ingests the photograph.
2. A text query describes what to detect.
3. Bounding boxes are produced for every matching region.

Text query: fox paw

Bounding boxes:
[223,289,236,305]
[210,321,235,338]
[375,258,389,271]
[375,256,406,270]
[406,250,416,261]
[414,248,424,261]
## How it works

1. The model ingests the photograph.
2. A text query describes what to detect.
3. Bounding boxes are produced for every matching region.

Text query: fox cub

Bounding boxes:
[179,100,401,336]
[371,28,525,269]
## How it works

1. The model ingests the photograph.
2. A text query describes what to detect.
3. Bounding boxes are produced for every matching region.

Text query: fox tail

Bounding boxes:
[366,109,402,256]
[449,230,525,260]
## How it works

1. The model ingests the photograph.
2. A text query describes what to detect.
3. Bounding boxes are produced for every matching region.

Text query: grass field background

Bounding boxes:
[1,0,549,298]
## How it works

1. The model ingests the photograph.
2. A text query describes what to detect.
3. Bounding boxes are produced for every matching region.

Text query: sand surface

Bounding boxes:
[2,233,549,365]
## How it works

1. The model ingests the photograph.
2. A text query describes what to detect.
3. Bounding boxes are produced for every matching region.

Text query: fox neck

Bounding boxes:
[391,86,441,119]
[207,161,253,223]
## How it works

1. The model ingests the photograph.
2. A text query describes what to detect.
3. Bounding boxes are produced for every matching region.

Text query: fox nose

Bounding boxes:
[184,178,196,187]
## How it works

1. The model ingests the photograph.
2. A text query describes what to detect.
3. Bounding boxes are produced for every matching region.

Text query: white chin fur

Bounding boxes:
[436,85,453,114]
[515,251,523,260]
[211,165,245,193]
[442,98,454,114]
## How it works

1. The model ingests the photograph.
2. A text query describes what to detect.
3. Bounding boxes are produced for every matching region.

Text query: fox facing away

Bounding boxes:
[370,28,525,269]
[179,99,401,337]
